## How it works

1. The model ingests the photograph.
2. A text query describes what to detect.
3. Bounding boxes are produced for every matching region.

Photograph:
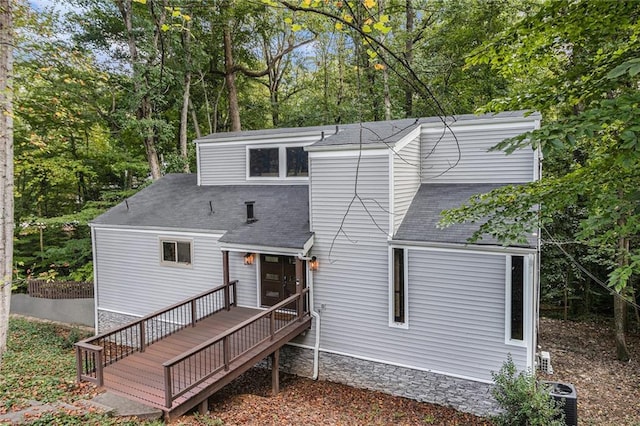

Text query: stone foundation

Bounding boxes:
[276,345,499,417]
[97,310,140,334]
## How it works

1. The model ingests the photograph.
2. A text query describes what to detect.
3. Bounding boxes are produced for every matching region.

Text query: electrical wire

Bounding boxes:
[542,226,640,310]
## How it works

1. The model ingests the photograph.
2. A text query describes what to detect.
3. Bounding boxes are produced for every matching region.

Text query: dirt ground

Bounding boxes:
[538,317,640,426]
[184,317,640,426]
[200,369,491,426]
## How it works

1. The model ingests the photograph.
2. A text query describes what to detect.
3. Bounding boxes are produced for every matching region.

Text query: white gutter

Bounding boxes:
[298,253,321,380]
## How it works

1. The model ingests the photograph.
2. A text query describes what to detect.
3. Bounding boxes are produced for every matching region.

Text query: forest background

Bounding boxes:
[10,0,640,359]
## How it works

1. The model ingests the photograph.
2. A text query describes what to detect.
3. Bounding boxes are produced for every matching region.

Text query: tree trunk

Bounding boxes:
[223,23,241,131]
[0,0,14,366]
[404,0,414,117]
[115,0,162,179]
[383,67,391,121]
[614,294,630,361]
[614,222,631,361]
[189,99,202,139]
[180,20,192,173]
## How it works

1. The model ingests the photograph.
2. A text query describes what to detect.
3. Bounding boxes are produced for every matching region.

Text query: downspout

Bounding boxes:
[298,253,321,380]
[90,225,99,334]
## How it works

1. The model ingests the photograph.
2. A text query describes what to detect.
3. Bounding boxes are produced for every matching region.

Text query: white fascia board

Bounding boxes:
[390,239,537,255]
[90,224,225,238]
[308,146,389,158]
[196,143,202,186]
[533,118,543,181]
[195,132,324,146]
[421,117,540,134]
[219,234,314,256]
[219,244,304,256]
[393,126,421,152]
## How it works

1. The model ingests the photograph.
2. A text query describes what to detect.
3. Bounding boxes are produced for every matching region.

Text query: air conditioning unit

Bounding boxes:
[536,351,553,374]
[542,381,578,426]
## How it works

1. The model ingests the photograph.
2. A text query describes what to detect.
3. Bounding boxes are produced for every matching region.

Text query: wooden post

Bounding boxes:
[191,299,197,326]
[75,346,82,382]
[270,310,275,340]
[139,321,146,352]
[295,258,303,320]
[164,365,173,408]
[199,398,209,415]
[223,251,230,311]
[271,349,280,396]
[223,335,230,371]
[95,350,104,387]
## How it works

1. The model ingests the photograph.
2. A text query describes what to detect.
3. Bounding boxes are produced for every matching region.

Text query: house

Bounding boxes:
[90,111,541,416]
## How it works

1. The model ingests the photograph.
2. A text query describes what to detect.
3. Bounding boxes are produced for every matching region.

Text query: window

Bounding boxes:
[286,147,308,177]
[249,148,279,177]
[391,248,407,326]
[510,255,524,341]
[161,240,192,266]
[247,145,309,179]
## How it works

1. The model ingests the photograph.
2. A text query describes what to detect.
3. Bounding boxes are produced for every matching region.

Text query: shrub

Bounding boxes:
[491,355,565,426]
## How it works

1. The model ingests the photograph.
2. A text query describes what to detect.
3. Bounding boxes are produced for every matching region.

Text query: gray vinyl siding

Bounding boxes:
[303,153,392,350]
[228,251,258,307]
[307,150,526,380]
[393,135,421,233]
[405,249,527,380]
[94,228,223,316]
[198,143,246,185]
[421,124,535,183]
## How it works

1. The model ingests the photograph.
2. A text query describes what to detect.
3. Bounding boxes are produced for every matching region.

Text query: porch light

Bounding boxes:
[243,253,255,265]
[309,256,319,271]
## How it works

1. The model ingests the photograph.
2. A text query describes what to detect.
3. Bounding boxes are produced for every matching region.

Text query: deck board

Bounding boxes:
[97,305,311,419]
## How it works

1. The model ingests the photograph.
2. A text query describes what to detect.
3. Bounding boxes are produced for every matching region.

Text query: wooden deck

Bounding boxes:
[76,282,311,421]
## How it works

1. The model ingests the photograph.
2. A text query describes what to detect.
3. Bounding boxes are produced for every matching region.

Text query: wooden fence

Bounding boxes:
[28,280,94,299]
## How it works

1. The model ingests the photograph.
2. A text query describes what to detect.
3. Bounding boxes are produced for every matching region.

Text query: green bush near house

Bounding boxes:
[491,355,565,426]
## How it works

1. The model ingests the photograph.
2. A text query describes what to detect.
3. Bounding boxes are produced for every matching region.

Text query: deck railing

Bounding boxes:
[162,288,309,408]
[75,281,237,386]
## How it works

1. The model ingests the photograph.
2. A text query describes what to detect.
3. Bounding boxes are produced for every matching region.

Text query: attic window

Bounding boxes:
[247,145,309,179]
[286,147,308,177]
[249,148,279,177]
[161,239,192,267]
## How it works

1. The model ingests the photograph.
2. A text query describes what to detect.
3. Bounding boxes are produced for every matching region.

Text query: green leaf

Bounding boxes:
[629,62,640,76]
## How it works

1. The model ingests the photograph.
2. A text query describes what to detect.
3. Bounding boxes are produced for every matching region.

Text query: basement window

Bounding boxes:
[161,239,192,266]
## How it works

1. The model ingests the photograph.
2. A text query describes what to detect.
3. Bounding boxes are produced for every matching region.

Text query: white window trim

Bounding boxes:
[159,237,194,268]
[505,254,532,347]
[388,246,409,329]
[245,143,311,181]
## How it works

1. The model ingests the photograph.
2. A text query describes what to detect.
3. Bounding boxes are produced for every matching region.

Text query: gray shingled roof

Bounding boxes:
[394,183,536,248]
[194,111,540,150]
[91,174,313,250]
[309,118,421,148]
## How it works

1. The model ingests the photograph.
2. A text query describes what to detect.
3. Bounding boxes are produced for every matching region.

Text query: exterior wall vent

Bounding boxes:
[245,201,257,223]
[536,351,553,374]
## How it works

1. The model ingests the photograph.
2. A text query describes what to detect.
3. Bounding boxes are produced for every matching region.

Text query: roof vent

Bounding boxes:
[245,201,257,223]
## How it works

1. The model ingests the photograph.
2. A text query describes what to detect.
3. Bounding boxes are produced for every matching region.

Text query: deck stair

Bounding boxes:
[75,281,311,421]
